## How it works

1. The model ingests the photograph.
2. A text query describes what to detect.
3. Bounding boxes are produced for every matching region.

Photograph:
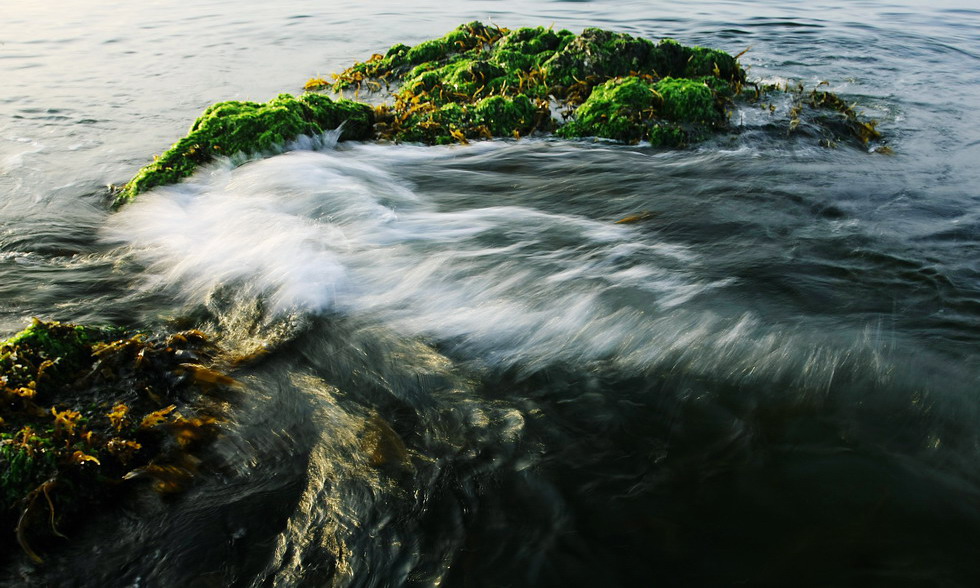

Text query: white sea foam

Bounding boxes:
[104,145,742,369]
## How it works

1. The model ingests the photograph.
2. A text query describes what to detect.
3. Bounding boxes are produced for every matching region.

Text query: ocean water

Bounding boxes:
[2,1,980,586]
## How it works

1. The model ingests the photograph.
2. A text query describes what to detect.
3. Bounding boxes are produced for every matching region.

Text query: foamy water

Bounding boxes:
[104,141,745,371]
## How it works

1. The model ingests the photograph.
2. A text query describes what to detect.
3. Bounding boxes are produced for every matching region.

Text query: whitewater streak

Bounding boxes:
[104,139,904,396]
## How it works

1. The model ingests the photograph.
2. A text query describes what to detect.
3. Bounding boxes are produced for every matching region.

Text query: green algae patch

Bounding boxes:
[0,320,118,394]
[556,76,725,145]
[1,319,235,563]
[323,22,746,147]
[541,31,743,99]
[330,22,511,91]
[655,77,724,123]
[118,93,374,205]
[556,77,661,143]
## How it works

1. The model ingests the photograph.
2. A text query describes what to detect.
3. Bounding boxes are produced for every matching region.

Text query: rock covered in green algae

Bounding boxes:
[119,23,747,201]
[1,319,231,563]
[555,76,728,145]
[542,31,743,90]
[336,22,745,146]
[119,22,885,202]
[118,93,374,204]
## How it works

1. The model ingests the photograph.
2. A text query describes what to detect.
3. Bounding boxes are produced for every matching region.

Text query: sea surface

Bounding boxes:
[2,0,980,586]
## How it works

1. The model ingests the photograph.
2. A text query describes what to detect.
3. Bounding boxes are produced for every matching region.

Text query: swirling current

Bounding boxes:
[2,0,979,586]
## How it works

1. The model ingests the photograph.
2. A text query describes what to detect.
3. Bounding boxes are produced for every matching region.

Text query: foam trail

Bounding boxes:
[104,145,774,372]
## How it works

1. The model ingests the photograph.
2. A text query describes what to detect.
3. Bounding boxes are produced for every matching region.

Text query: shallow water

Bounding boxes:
[2,1,980,586]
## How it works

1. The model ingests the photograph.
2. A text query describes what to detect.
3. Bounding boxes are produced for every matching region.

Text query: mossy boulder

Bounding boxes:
[556,77,660,143]
[655,77,724,123]
[329,21,509,91]
[542,28,658,89]
[473,94,539,136]
[118,93,375,205]
[556,76,725,145]
[119,22,884,201]
[0,320,120,396]
[541,30,743,95]
[386,94,543,145]
[325,23,745,148]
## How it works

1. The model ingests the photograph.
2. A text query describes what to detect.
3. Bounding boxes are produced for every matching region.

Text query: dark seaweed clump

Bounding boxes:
[0,319,235,563]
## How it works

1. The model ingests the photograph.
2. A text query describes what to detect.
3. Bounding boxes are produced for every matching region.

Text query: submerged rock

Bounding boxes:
[119,22,884,202]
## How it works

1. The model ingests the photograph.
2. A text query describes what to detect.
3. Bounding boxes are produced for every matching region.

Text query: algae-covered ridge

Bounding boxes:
[121,93,375,201]
[117,22,883,204]
[0,319,235,563]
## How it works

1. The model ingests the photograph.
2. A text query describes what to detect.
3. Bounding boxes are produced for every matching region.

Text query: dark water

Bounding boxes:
[2,1,980,586]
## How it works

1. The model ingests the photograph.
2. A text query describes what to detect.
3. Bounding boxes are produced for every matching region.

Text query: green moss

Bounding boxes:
[543,28,658,89]
[542,32,745,101]
[654,77,723,123]
[0,444,57,513]
[118,93,374,205]
[684,45,742,81]
[642,39,744,84]
[647,123,689,147]
[0,319,120,393]
[399,58,508,103]
[447,60,507,91]
[385,43,410,61]
[488,48,536,73]
[4,320,94,360]
[380,21,507,73]
[472,94,539,136]
[393,102,471,144]
[557,77,659,142]
[493,26,573,64]
[330,23,503,91]
[556,75,725,143]
[390,94,541,144]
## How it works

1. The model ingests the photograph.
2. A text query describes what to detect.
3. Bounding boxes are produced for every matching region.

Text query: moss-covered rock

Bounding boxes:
[330,21,509,92]
[556,76,725,145]
[323,24,745,148]
[655,77,724,123]
[118,93,375,205]
[556,77,660,143]
[383,94,545,145]
[541,31,743,97]
[542,28,658,89]
[119,22,884,201]
[473,94,540,136]
[0,320,120,396]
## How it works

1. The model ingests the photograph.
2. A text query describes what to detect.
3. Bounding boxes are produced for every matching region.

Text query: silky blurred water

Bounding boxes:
[2,1,980,586]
